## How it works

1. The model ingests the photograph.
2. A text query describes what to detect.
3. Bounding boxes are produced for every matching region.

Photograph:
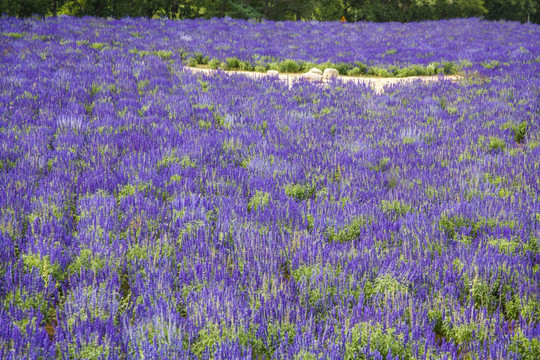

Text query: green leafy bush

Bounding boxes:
[208,58,221,69]
[284,181,318,201]
[326,216,371,243]
[225,57,241,69]
[367,66,390,77]
[278,59,301,73]
[488,136,506,151]
[3,32,23,39]
[380,200,414,219]
[442,61,457,75]
[512,121,527,143]
[482,60,500,69]
[248,191,270,213]
[187,57,198,67]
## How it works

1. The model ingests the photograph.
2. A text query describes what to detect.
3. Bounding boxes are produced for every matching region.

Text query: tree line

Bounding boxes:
[1,0,538,23]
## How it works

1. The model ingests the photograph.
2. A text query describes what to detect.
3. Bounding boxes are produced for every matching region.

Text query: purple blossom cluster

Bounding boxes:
[1,16,540,360]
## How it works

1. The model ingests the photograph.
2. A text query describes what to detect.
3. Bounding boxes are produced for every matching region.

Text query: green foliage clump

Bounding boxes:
[380,200,414,219]
[442,61,457,75]
[68,249,106,275]
[284,181,318,201]
[367,66,390,77]
[208,58,221,69]
[137,79,149,96]
[190,322,265,358]
[2,32,23,39]
[157,150,180,170]
[482,60,500,69]
[180,155,197,168]
[239,61,254,71]
[23,252,63,286]
[187,57,198,67]
[3,289,47,312]
[393,64,438,77]
[198,119,212,130]
[155,50,173,60]
[327,216,371,243]
[68,337,111,360]
[277,59,302,73]
[439,214,516,241]
[334,63,353,75]
[488,136,506,151]
[344,322,418,360]
[370,157,391,172]
[225,57,241,70]
[512,121,527,143]
[116,182,151,202]
[89,42,106,51]
[248,191,270,213]
[511,330,540,360]
[347,62,367,76]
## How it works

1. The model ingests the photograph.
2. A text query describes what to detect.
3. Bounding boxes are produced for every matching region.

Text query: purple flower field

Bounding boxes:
[1,16,539,359]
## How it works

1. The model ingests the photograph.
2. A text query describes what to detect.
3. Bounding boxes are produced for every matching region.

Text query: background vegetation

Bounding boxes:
[1,0,539,24]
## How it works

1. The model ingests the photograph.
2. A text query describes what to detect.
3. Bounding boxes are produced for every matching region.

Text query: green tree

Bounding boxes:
[484,0,537,22]
[314,0,344,20]
[0,0,67,17]
[411,0,486,20]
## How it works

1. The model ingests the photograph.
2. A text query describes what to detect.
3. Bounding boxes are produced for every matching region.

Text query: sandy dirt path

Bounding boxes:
[183,66,461,94]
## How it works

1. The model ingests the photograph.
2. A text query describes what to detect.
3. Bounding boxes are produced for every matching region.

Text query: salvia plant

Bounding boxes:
[0,15,539,360]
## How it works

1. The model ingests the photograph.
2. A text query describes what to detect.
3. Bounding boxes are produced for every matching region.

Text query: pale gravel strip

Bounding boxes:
[182,66,461,94]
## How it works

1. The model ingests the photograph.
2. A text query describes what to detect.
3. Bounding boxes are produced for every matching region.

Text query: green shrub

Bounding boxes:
[3,32,24,39]
[335,62,353,75]
[326,216,371,243]
[89,42,106,51]
[194,52,208,64]
[208,58,221,69]
[344,322,416,360]
[511,330,540,360]
[439,214,477,240]
[284,181,318,201]
[239,61,254,71]
[278,59,301,73]
[482,60,500,69]
[225,57,241,70]
[157,150,180,169]
[248,191,270,213]
[459,59,473,68]
[439,214,515,241]
[512,121,527,143]
[90,83,102,97]
[370,157,391,172]
[187,57,198,67]
[299,62,317,72]
[488,136,506,151]
[367,66,390,77]
[380,200,413,219]
[442,61,457,75]
[426,62,440,74]
[347,67,365,76]
[155,50,173,60]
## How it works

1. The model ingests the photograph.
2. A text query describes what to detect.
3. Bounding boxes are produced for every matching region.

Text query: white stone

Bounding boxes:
[267,70,279,77]
[323,68,339,80]
[308,67,323,75]
[300,72,323,82]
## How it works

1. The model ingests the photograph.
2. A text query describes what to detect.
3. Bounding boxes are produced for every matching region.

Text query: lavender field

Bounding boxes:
[1,16,540,359]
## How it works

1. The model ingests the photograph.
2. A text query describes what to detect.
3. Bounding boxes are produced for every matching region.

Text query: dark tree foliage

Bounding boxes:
[0,0,538,23]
